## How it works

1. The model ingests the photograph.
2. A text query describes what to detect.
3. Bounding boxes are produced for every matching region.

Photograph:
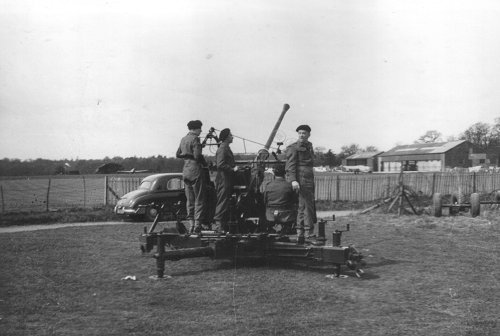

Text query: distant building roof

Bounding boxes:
[345,151,384,160]
[379,140,467,157]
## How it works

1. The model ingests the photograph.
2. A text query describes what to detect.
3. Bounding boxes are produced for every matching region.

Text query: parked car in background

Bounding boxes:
[341,165,373,173]
[114,173,186,221]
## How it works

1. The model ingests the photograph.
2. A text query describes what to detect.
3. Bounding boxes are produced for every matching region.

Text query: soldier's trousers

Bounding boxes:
[296,168,317,235]
[184,174,206,223]
[214,171,232,223]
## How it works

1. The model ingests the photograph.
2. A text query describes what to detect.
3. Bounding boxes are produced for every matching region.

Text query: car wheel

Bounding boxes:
[144,206,159,222]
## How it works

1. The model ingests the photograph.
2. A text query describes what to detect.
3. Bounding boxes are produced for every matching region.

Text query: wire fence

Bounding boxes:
[1,172,500,213]
[0,175,109,212]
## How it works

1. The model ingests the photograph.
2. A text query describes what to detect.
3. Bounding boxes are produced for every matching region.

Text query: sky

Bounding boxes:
[1,0,500,160]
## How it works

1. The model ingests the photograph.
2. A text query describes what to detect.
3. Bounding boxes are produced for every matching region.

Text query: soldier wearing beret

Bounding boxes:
[285,124,317,244]
[263,164,297,234]
[213,128,238,232]
[176,120,207,233]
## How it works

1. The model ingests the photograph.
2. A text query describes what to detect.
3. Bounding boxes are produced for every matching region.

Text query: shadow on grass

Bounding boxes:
[366,256,414,268]
[168,257,378,280]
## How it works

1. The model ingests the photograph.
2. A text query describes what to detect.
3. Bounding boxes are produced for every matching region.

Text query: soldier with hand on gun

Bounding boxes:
[176,120,208,233]
[213,128,238,232]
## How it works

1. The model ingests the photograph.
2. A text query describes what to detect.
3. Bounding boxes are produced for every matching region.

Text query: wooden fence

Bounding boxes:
[315,172,500,201]
[1,172,500,213]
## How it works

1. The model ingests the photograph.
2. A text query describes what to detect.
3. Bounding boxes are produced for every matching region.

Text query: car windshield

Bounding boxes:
[138,181,153,190]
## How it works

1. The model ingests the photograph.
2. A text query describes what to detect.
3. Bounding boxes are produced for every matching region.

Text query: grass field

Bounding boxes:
[1,211,499,336]
[0,206,119,227]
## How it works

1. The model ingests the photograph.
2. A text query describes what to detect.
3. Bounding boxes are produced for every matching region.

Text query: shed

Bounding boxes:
[343,151,384,172]
[484,145,500,167]
[378,140,480,172]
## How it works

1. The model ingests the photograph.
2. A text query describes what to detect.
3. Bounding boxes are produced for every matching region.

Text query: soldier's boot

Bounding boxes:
[213,220,224,233]
[296,228,305,245]
[307,225,316,238]
[188,219,196,234]
[222,222,230,233]
[193,220,203,234]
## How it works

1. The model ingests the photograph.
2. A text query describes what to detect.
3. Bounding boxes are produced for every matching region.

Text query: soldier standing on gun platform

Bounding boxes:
[285,124,317,244]
[213,128,238,232]
[176,120,207,233]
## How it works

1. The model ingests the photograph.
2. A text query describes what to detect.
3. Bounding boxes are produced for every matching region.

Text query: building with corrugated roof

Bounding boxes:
[343,151,384,172]
[378,140,482,172]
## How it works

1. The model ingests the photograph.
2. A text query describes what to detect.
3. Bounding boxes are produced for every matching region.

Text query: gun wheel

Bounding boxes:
[470,193,480,217]
[432,193,442,217]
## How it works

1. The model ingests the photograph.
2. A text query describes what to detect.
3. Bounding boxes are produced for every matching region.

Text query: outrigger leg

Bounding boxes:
[154,235,166,279]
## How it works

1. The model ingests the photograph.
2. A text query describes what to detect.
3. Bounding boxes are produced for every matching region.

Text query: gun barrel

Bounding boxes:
[157,246,214,261]
[264,104,290,150]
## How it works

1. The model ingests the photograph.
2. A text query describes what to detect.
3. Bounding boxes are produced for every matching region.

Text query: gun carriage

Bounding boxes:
[432,191,500,217]
[139,104,366,279]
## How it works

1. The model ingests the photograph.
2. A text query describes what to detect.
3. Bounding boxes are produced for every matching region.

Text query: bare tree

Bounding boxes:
[489,117,500,146]
[314,146,326,166]
[313,147,340,167]
[339,144,361,159]
[364,145,379,152]
[416,130,442,143]
[459,122,491,149]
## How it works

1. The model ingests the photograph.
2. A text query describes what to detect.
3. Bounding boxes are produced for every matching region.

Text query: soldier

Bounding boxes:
[213,128,237,232]
[176,120,207,233]
[285,124,317,244]
[263,164,297,234]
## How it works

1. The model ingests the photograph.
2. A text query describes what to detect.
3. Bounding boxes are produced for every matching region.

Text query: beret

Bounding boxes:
[273,164,286,177]
[219,128,231,142]
[187,120,202,130]
[296,124,311,132]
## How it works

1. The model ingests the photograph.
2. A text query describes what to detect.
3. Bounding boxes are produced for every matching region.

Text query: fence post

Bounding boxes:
[0,185,4,213]
[431,172,436,196]
[473,172,476,193]
[46,178,51,212]
[82,175,86,208]
[386,174,391,198]
[104,176,109,206]
[336,175,340,201]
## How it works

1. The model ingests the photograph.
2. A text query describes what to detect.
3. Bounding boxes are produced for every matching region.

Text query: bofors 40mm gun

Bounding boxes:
[140,104,366,279]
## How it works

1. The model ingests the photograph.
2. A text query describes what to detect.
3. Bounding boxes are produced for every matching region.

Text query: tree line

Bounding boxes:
[331,117,500,167]
[0,149,362,176]
[0,156,184,177]
[1,118,497,176]
[415,117,500,150]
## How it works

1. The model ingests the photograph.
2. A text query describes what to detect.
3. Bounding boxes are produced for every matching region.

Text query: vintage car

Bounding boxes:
[114,173,187,221]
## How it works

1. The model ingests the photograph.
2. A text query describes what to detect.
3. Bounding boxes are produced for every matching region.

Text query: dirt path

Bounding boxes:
[0,221,126,233]
[316,210,360,219]
[0,210,360,234]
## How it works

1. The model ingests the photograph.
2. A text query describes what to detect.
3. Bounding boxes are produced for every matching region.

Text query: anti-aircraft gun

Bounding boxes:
[140,104,366,279]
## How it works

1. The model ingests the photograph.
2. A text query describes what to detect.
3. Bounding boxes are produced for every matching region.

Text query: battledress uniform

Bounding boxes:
[285,140,317,237]
[213,141,235,229]
[263,176,297,233]
[176,131,207,229]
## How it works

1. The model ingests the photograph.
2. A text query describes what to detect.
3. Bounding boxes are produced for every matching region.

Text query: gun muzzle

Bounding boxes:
[264,103,290,150]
